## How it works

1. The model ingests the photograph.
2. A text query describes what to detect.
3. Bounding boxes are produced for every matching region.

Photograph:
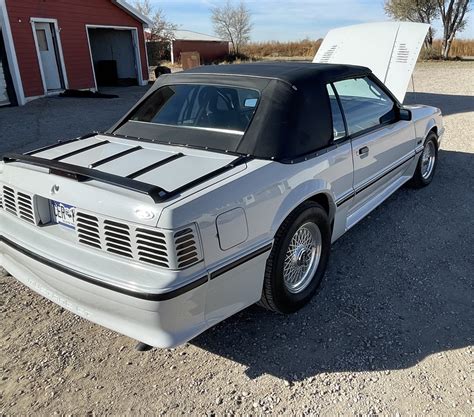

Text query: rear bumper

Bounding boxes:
[0,229,272,348]
[1,235,207,301]
[0,198,273,347]
[0,236,209,348]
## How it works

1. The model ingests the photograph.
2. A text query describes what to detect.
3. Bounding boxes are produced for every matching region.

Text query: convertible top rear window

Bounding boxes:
[130,84,260,135]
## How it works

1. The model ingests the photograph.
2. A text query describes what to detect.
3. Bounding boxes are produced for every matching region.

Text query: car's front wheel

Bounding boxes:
[259,201,331,313]
[409,132,438,188]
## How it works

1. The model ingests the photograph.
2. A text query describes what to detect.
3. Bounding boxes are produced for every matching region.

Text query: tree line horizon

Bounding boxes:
[134,0,472,60]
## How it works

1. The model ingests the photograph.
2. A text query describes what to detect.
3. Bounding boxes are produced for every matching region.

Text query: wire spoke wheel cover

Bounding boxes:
[421,140,436,179]
[283,222,322,294]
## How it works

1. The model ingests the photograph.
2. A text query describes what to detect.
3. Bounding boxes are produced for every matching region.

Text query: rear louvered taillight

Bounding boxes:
[74,210,201,270]
[174,228,199,268]
[2,186,16,215]
[136,228,169,268]
[17,192,35,223]
[0,185,202,270]
[76,212,102,249]
[104,220,133,258]
[2,185,38,225]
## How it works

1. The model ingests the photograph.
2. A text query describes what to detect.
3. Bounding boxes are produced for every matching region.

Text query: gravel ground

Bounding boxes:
[0,85,148,156]
[1,61,473,415]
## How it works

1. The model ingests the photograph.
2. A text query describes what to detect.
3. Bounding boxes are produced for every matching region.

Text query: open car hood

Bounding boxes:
[313,22,429,103]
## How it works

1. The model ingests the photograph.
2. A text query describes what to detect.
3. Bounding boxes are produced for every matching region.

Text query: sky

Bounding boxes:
[148,0,473,41]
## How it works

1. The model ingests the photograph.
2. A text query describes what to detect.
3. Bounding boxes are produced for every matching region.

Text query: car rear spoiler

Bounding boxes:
[3,136,251,204]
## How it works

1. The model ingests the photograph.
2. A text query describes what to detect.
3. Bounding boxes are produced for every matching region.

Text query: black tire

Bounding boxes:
[409,132,438,188]
[259,201,331,314]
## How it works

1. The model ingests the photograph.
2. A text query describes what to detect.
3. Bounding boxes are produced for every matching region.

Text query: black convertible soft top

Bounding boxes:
[112,62,372,162]
[183,62,370,86]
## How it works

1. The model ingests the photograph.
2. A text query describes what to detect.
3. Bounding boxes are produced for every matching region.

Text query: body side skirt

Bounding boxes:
[336,153,415,207]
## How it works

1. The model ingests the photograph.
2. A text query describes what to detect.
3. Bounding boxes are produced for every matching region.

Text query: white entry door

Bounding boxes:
[34,22,62,90]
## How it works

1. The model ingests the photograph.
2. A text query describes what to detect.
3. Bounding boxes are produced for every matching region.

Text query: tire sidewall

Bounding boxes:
[269,204,331,313]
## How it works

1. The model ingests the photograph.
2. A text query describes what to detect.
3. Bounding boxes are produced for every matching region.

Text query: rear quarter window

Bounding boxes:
[326,84,346,140]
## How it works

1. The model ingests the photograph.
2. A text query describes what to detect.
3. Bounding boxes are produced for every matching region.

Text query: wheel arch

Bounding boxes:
[261,189,334,313]
[427,125,439,148]
[428,125,438,136]
[307,192,335,220]
[411,105,442,149]
[308,192,336,233]
[270,183,336,238]
[418,117,440,147]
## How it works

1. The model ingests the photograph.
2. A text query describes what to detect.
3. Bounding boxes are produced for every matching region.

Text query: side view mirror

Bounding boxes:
[399,108,412,121]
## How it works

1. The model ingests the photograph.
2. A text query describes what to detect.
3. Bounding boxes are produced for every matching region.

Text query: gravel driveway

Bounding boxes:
[0,86,148,156]
[1,62,473,415]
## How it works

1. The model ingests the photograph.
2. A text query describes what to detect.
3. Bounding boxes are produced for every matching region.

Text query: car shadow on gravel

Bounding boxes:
[405,92,474,116]
[192,149,473,381]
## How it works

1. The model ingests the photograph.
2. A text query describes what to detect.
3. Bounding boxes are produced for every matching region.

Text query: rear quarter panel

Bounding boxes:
[159,141,354,272]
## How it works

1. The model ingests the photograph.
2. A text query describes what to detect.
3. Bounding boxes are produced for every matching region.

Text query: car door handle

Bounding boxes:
[358,146,369,156]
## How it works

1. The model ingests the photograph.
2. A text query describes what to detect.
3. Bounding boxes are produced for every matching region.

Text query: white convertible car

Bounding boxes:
[0,23,443,348]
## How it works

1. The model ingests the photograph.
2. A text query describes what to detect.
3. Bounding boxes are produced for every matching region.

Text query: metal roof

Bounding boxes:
[172,30,226,42]
[112,0,153,27]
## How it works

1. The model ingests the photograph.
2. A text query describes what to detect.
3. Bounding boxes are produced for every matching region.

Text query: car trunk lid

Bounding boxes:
[2,134,247,215]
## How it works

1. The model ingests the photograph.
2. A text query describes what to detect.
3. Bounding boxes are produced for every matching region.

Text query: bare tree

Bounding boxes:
[384,0,439,47]
[134,0,153,16]
[436,0,470,58]
[211,0,252,55]
[134,0,177,42]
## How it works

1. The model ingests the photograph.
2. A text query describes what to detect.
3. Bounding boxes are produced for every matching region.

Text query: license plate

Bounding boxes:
[51,200,76,229]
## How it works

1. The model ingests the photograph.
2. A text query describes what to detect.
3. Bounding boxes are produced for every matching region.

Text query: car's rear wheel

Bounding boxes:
[409,132,438,188]
[259,201,331,313]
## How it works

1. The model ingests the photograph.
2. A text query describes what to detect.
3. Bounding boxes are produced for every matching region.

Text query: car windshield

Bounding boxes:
[129,84,260,134]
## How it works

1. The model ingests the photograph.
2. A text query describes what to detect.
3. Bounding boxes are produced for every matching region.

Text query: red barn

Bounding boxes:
[170,30,229,65]
[0,0,151,106]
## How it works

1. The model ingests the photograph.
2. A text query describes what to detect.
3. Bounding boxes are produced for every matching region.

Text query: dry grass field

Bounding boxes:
[0,61,473,415]
[430,39,474,57]
[241,39,322,59]
[240,38,474,60]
